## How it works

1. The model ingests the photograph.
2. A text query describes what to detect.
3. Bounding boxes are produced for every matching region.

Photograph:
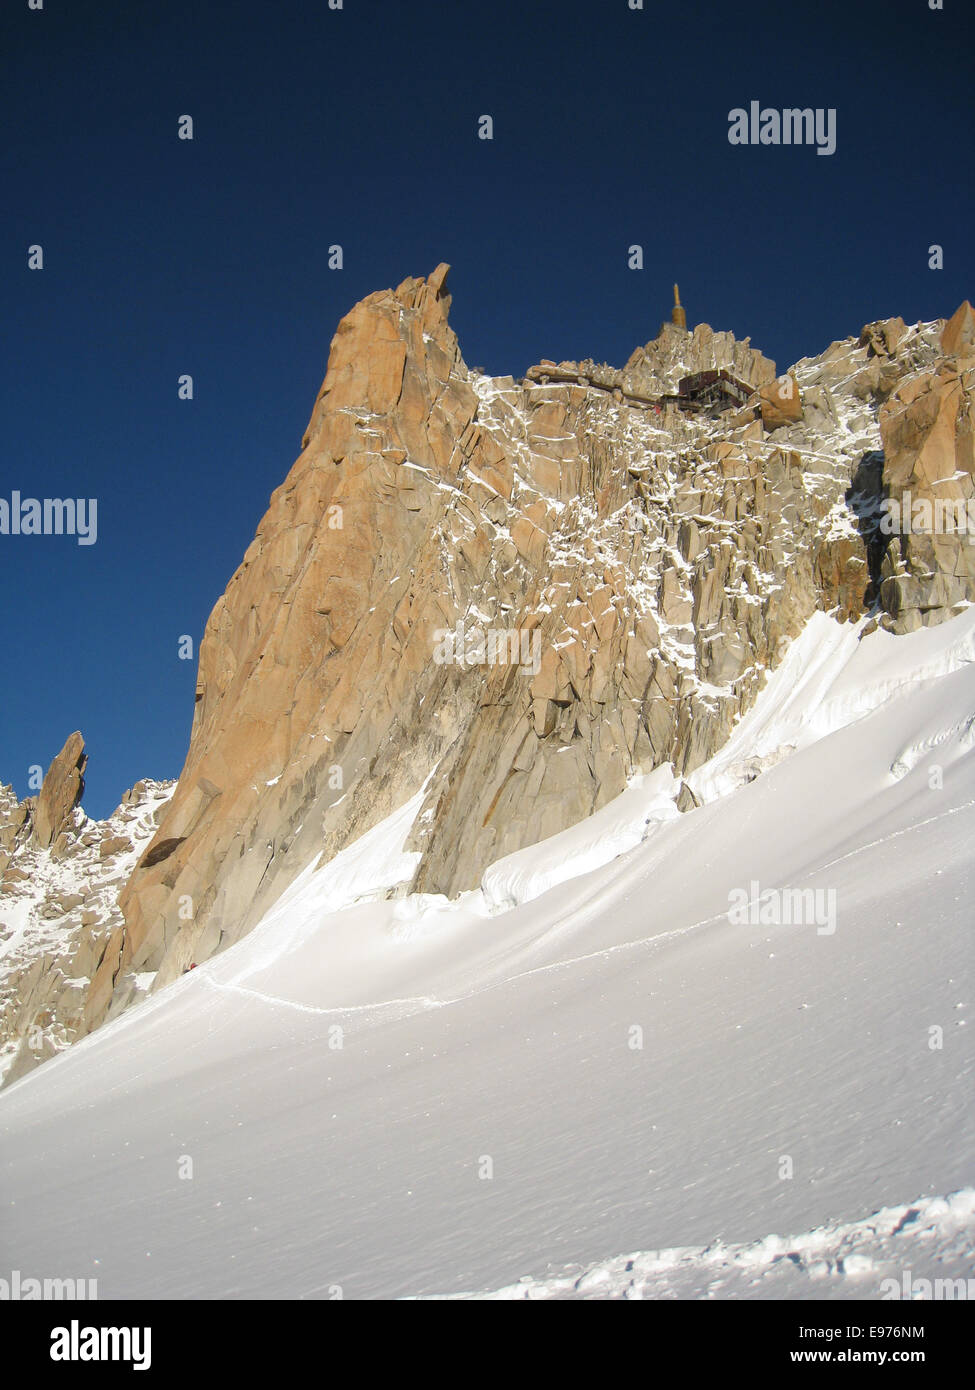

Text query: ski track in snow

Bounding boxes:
[203,974,446,1019]
[204,793,975,1025]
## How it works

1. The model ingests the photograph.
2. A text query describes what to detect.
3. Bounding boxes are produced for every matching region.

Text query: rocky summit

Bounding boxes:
[2,270,973,1082]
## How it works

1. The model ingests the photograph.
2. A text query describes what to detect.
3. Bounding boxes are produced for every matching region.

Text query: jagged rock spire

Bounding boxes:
[32,732,86,849]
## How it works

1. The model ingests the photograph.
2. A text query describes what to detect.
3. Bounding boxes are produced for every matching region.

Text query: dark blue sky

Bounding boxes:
[2,0,972,818]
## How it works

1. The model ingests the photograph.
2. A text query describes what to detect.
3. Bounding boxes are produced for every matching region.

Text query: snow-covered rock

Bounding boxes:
[0,773,174,1084]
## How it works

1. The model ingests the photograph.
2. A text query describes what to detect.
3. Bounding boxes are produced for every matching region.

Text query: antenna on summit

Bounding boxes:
[671,283,687,330]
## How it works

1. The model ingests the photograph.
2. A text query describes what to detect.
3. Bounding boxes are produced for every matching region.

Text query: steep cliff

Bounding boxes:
[4,269,972,1078]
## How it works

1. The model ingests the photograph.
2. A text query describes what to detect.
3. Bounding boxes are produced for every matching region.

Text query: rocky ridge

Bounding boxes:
[0,741,174,1084]
[4,272,973,1085]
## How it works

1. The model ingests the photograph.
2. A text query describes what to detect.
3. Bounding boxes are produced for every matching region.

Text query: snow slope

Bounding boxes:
[1,611,973,1299]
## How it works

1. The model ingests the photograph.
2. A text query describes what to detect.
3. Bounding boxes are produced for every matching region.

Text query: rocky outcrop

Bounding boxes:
[758,374,803,430]
[860,317,907,359]
[622,321,778,399]
[0,766,174,1085]
[0,787,30,878]
[31,732,86,850]
[85,266,479,1023]
[528,324,778,407]
[878,319,975,632]
[942,300,975,359]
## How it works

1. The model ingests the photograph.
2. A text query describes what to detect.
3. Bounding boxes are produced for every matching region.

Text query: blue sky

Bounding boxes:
[2,0,972,817]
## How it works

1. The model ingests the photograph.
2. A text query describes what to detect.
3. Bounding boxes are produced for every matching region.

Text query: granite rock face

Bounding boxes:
[941,300,975,359]
[758,374,804,430]
[877,308,975,633]
[31,732,87,850]
[6,274,971,1076]
[622,320,778,397]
